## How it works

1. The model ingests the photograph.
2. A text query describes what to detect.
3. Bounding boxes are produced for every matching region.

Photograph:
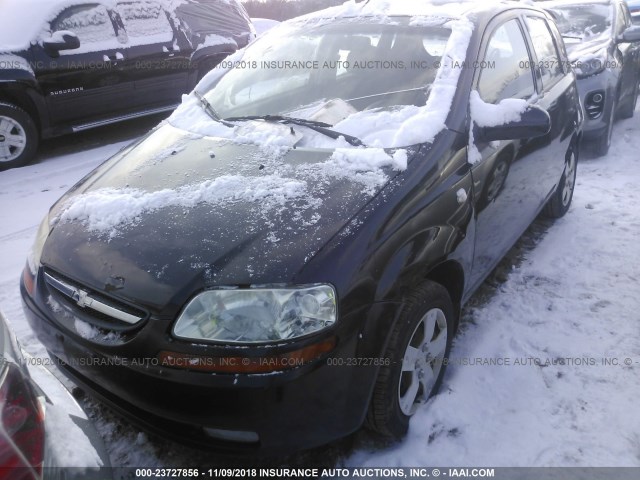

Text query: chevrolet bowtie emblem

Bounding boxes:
[71,288,93,309]
[45,272,142,325]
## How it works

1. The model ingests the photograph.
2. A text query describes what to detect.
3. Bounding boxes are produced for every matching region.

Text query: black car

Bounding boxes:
[0,0,254,170]
[21,1,582,455]
[542,0,640,156]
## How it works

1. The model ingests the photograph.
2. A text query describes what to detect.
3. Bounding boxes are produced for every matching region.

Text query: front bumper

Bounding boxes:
[26,356,112,477]
[21,274,385,455]
[575,70,617,137]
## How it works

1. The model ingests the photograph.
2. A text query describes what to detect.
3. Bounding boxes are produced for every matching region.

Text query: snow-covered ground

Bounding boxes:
[0,107,639,470]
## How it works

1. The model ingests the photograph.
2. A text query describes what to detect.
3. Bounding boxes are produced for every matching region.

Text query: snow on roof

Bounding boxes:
[293,0,473,23]
[291,0,532,27]
[0,0,194,52]
[539,0,611,7]
[0,0,113,52]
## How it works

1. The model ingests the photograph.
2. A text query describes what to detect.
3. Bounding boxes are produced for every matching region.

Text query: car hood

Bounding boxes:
[563,36,611,62]
[41,123,404,316]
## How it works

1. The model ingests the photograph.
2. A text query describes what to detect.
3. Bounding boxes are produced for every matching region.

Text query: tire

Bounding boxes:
[543,148,578,219]
[366,281,455,440]
[0,103,38,171]
[618,80,638,120]
[593,98,616,157]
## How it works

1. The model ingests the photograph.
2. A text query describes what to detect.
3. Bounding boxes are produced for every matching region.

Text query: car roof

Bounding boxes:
[539,0,613,7]
[292,0,549,27]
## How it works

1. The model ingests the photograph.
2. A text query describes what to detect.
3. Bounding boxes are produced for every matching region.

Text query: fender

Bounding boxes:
[0,69,50,136]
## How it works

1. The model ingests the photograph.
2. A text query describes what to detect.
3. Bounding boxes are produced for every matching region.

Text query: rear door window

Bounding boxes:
[525,17,565,89]
[51,4,119,52]
[116,1,174,46]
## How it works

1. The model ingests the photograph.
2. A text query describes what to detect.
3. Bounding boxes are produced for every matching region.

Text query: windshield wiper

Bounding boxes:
[224,114,365,147]
[194,91,235,127]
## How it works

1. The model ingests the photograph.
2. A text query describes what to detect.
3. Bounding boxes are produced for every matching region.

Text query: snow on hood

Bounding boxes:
[55,125,407,239]
[42,131,415,307]
[58,174,311,236]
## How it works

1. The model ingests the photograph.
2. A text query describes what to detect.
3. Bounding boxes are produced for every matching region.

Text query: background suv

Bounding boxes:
[0,0,254,170]
[543,0,640,156]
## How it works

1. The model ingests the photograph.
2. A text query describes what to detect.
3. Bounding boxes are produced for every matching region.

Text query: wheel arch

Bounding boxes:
[424,259,465,330]
[0,81,47,136]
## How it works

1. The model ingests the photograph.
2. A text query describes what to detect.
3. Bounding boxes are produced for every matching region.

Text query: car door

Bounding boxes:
[522,14,577,193]
[115,0,191,109]
[615,1,640,103]
[31,3,132,126]
[468,15,569,290]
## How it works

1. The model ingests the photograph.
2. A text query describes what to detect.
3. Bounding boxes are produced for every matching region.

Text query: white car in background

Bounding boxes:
[250,17,281,36]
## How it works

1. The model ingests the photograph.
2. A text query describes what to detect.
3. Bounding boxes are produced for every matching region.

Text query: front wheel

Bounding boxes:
[543,149,577,219]
[366,281,455,440]
[0,103,38,171]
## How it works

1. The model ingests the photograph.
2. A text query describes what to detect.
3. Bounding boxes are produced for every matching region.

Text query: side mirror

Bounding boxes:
[476,105,551,142]
[619,25,640,43]
[43,31,80,57]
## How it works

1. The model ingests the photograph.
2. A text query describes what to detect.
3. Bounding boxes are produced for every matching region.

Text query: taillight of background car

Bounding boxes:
[0,362,45,480]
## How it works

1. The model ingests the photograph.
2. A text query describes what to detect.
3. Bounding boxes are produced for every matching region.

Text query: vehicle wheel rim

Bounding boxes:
[0,115,27,163]
[487,160,508,201]
[562,152,577,207]
[398,308,448,416]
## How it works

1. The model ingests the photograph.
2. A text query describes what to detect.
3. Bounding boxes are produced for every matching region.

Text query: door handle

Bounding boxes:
[104,52,124,62]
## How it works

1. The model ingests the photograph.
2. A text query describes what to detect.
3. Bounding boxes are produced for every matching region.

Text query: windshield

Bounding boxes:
[202,18,451,122]
[549,4,613,40]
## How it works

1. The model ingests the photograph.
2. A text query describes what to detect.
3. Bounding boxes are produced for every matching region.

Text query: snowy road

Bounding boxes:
[0,108,639,470]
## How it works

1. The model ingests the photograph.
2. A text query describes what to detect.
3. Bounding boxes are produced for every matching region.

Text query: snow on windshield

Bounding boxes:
[169,12,474,150]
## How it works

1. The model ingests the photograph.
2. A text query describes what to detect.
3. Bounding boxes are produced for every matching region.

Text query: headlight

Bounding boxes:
[173,285,337,343]
[27,214,52,275]
[574,52,609,79]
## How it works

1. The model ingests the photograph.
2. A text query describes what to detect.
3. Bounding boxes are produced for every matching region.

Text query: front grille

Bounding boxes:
[43,269,147,331]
